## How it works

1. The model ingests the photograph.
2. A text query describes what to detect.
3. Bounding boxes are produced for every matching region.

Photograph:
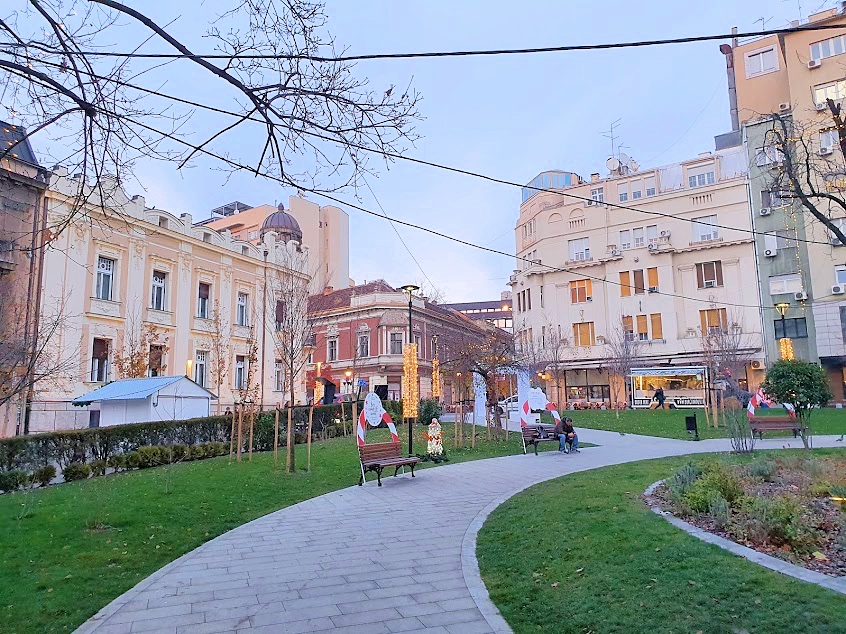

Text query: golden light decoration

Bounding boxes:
[313,381,324,404]
[779,337,795,361]
[402,343,419,419]
[431,358,441,398]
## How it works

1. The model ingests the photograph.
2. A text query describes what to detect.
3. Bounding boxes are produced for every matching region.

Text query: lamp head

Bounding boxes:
[399,284,420,298]
[345,370,352,378]
[775,302,790,317]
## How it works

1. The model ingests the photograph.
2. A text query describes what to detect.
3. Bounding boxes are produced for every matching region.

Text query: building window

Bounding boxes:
[745,46,778,77]
[814,80,846,105]
[620,230,631,250]
[647,267,659,292]
[327,337,338,362]
[632,190,642,200]
[236,292,249,326]
[811,35,846,62]
[774,231,797,250]
[96,256,115,301]
[646,187,656,197]
[829,218,846,245]
[570,279,592,304]
[650,313,663,340]
[632,269,645,295]
[275,360,284,392]
[390,332,403,355]
[755,145,784,166]
[699,308,728,335]
[358,333,370,358]
[151,270,167,311]
[198,282,210,318]
[633,227,645,248]
[636,314,649,341]
[234,355,246,389]
[91,338,110,382]
[696,261,724,289]
[148,344,165,377]
[647,224,658,247]
[774,317,808,339]
[572,322,595,347]
[836,265,846,285]
[203,232,212,243]
[158,216,168,229]
[619,191,628,202]
[693,215,719,242]
[414,335,422,358]
[761,190,788,208]
[526,288,532,310]
[688,171,715,188]
[195,351,207,387]
[590,187,604,203]
[623,315,634,340]
[620,271,632,297]
[568,237,590,261]
[820,129,839,152]
[241,246,249,256]
[769,273,802,295]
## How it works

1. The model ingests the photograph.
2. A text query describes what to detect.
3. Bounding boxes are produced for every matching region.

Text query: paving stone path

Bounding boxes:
[77,430,844,634]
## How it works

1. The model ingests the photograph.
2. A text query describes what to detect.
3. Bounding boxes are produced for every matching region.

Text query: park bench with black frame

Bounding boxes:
[358,442,421,486]
[521,423,559,455]
[749,416,800,439]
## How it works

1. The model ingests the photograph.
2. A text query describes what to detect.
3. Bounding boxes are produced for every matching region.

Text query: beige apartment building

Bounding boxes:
[726,6,846,399]
[203,196,350,293]
[28,170,311,432]
[511,145,765,407]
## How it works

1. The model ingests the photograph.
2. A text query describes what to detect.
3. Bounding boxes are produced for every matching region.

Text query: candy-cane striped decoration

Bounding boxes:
[519,399,561,427]
[357,409,400,447]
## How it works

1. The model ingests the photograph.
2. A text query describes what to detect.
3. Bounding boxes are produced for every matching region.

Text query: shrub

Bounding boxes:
[33,465,56,487]
[747,459,778,482]
[124,452,140,469]
[742,495,800,546]
[107,454,127,472]
[684,465,743,513]
[90,459,107,477]
[188,444,207,460]
[708,492,731,529]
[63,462,91,482]
[164,444,188,463]
[417,399,443,425]
[136,446,163,469]
[668,463,701,497]
[0,469,29,492]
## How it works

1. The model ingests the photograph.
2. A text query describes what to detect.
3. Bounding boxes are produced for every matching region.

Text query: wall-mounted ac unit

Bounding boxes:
[820,146,834,156]
[751,360,763,370]
[596,336,606,345]
[760,207,772,216]
[610,248,621,257]
[816,101,828,111]
[795,291,808,301]
[648,287,659,293]
[778,102,791,113]
[704,280,716,288]
[686,328,697,338]
[764,248,776,257]
[808,59,822,69]
[647,243,658,252]
[659,230,671,238]
[832,284,845,295]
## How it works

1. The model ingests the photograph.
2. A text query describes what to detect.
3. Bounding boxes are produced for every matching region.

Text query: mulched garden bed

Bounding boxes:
[644,456,846,577]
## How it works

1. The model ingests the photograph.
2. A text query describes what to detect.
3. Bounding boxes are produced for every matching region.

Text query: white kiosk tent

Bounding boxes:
[628,366,707,408]
[73,376,217,427]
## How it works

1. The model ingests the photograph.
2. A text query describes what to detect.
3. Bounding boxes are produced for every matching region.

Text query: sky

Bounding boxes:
[11,0,842,301]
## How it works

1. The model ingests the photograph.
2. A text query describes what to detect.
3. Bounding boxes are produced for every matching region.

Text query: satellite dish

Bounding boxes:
[618,152,631,165]
[606,157,621,172]
[629,160,640,173]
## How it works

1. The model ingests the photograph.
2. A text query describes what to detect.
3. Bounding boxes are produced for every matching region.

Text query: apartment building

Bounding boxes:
[726,6,846,400]
[444,291,514,331]
[510,146,764,407]
[203,195,350,293]
[29,171,311,432]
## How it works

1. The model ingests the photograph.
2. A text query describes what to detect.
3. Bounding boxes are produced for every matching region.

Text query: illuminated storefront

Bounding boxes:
[628,366,707,408]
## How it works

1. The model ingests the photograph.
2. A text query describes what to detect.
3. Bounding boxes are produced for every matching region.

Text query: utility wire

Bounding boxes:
[15,59,834,249]
[5,22,846,61]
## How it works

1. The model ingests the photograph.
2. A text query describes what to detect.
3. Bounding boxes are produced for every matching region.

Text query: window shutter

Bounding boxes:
[570,284,577,304]
[275,300,286,323]
[92,338,109,359]
[699,311,708,335]
[623,315,633,333]
[588,322,595,345]
[761,190,771,208]
[650,313,663,339]
[620,271,631,296]
[696,263,704,289]
[586,279,593,297]
[198,283,210,300]
[718,308,727,329]
[715,261,724,287]
[647,267,659,289]
[637,315,648,335]
[633,270,645,294]
[572,323,579,345]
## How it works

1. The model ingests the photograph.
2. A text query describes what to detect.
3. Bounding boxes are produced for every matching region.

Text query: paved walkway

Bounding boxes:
[77,431,845,634]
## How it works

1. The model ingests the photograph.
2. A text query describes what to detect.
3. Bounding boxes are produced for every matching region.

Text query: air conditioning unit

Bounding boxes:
[659,230,671,238]
[586,200,596,206]
[764,248,776,257]
[647,243,658,252]
[648,286,659,293]
[820,146,834,156]
[816,101,828,111]
[704,280,716,288]
[808,59,822,69]
[586,296,593,302]
[686,328,698,338]
[596,335,606,345]
[760,207,772,216]
[795,291,809,301]
[832,284,845,295]
[751,360,763,370]
[778,102,791,113]
[610,248,621,257]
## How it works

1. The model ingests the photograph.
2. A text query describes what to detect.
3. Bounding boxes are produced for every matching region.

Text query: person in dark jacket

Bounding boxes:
[554,416,580,453]
[653,387,666,409]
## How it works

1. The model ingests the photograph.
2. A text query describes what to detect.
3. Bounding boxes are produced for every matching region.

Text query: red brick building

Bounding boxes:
[307,280,486,403]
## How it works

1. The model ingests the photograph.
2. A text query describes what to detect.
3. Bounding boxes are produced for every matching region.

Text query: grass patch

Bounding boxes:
[477,450,846,634]
[0,423,548,634]
[564,408,845,440]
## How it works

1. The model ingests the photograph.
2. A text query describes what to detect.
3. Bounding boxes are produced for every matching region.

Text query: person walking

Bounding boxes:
[653,387,666,410]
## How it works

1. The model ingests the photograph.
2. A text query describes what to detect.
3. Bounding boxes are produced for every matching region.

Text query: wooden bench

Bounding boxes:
[521,424,559,455]
[358,442,421,486]
[749,416,800,439]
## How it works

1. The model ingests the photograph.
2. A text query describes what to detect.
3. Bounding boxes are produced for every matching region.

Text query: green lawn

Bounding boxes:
[560,408,846,440]
[0,423,551,634]
[477,450,846,634]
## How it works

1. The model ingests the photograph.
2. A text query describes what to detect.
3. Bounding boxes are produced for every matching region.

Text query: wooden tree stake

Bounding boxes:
[236,405,244,462]
[307,405,314,472]
[273,407,280,469]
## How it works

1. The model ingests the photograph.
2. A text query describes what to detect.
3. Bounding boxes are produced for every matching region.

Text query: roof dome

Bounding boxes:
[261,203,302,242]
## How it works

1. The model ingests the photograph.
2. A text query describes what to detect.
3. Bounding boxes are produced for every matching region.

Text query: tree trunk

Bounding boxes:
[248,405,255,462]
[340,401,347,436]
[455,400,460,448]
[273,408,280,469]
[352,401,358,442]
[307,406,314,471]
[286,406,295,474]
[236,405,244,462]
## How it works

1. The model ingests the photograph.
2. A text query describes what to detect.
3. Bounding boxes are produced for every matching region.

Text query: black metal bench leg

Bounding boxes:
[393,466,401,478]
[359,471,364,486]
[410,464,415,478]
[376,467,383,486]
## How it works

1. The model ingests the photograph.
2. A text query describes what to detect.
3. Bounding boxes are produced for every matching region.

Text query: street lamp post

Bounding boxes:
[399,284,420,455]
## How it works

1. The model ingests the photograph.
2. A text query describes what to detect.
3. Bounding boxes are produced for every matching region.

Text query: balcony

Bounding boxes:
[88,297,122,319]
[146,308,173,327]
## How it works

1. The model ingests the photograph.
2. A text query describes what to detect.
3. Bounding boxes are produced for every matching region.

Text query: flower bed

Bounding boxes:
[645,456,846,577]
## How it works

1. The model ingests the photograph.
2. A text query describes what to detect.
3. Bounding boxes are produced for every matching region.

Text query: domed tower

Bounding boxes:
[260,203,303,243]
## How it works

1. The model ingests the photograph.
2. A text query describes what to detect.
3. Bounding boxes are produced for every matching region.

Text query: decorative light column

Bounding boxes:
[431,334,441,399]
[399,284,420,455]
[775,302,795,361]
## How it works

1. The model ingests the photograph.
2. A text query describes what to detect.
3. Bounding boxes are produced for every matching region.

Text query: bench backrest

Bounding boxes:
[522,424,557,439]
[749,417,797,425]
[359,442,402,462]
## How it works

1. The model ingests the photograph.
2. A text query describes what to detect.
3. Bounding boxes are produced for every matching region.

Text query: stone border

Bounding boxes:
[645,479,846,596]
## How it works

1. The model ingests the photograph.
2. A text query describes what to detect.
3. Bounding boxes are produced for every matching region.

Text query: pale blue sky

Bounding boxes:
[64,1,846,299]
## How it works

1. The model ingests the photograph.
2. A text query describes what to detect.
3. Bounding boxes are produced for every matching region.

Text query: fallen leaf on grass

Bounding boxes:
[813,551,829,561]
[576,568,584,573]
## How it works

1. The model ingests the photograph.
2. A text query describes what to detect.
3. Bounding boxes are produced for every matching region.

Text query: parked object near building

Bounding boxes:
[72,376,216,427]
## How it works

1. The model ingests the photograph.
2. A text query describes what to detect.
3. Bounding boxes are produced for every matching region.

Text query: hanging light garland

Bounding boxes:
[402,343,419,418]
[779,337,795,360]
[431,357,441,398]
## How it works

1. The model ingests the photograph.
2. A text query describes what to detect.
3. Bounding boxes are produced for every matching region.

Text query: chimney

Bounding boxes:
[590,173,600,182]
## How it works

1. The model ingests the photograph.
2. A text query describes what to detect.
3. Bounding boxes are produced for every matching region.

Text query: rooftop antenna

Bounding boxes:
[755,16,774,29]
[601,119,622,162]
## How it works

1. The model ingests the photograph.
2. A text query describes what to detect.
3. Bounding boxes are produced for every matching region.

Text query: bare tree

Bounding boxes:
[604,316,643,417]
[112,306,169,379]
[1,1,420,234]
[203,300,231,414]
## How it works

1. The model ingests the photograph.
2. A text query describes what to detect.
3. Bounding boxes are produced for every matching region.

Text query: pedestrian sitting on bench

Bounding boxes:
[555,416,580,453]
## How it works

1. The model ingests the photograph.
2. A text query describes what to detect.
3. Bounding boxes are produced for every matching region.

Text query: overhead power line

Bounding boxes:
[5,22,846,61]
